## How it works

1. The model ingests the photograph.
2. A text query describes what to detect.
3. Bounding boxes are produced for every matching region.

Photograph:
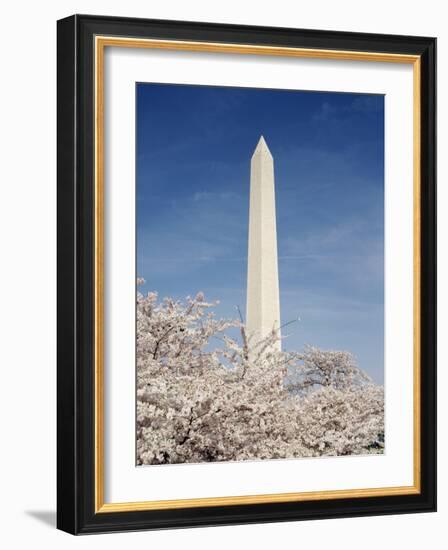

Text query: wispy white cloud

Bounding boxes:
[351,95,383,113]
[193,190,240,202]
[311,95,383,124]
[312,101,337,122]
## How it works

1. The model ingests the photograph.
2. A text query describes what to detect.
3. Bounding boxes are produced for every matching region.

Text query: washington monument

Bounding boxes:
[246,136,281,351]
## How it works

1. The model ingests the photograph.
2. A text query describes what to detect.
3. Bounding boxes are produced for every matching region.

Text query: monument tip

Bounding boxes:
[253,135,272,157]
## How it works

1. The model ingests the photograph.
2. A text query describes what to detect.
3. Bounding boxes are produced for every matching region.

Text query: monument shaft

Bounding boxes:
[246,136,281,351]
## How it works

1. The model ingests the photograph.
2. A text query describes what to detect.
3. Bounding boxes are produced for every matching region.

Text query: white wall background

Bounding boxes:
[0,1,444,547]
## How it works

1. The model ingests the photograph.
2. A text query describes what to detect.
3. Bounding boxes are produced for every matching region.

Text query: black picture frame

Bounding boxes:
[57,14,436,535]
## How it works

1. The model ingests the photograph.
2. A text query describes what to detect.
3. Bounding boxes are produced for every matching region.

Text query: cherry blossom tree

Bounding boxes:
[136,283,384,465]
[285,345,373,396]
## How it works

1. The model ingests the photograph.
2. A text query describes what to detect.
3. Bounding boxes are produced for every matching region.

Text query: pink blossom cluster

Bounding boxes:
[136,286,384,465]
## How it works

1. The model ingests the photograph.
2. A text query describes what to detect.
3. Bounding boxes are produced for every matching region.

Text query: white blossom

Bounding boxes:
[136,287,384,465]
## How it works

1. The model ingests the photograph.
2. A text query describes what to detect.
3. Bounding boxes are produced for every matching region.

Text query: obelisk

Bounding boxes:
[246,136,281,351]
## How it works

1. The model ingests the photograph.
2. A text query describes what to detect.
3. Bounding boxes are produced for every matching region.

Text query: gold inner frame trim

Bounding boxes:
[94,35,422,513]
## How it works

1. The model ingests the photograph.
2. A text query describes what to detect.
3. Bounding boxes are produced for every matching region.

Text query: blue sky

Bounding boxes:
[136,83,384,383]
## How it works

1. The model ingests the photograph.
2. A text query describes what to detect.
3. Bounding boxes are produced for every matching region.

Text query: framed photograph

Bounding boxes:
[57,14,436,534]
